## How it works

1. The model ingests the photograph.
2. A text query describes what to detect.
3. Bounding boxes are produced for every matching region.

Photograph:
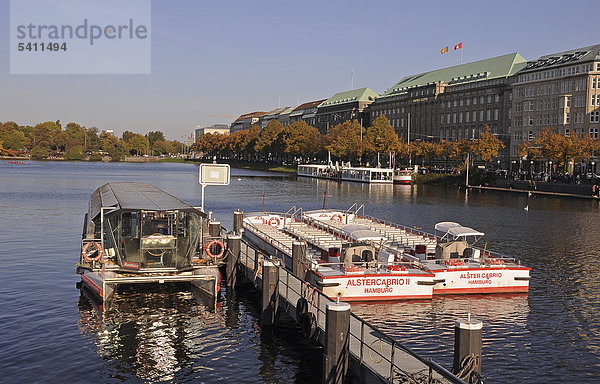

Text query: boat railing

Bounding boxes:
[243,218,293,255]
[237,239,464,384]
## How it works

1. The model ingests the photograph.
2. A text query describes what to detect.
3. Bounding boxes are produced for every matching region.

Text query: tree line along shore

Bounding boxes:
[3,117,599,180]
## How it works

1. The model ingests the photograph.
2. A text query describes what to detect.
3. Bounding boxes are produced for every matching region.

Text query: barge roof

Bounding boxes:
[89,182,201,219]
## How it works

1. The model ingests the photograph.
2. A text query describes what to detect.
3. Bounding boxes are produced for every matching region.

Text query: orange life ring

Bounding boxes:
[331,214,343,222]
[254,216,266,224]
[387,265,406,272]
[268,216,281,227]
[82,242,103,262]
[343,265,363,273]
[444,259,464,267]
[206,239,225,258]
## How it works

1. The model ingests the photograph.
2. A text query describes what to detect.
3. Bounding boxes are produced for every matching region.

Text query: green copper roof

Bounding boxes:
[382,53,527,97]
[320,87,379,107]
[278,106,295,116]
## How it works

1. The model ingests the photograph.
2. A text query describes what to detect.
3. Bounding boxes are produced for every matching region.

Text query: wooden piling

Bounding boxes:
[226,235,241,288]
[260,260,279,327]
[292,241,307,280]
[323,302,351,384]
[209,221,221,238]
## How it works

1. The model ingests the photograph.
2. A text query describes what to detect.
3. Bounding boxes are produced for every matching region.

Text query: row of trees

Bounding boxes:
[195,116,506,166]
[518,128,600,171]
[0,121,185,160]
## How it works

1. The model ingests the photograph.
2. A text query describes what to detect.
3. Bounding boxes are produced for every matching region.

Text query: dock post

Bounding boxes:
[292,241,307,280]
[323,302,351,384]
[226,235,241,288]
[233,210,244,235]
[209,221,221,238]
[453,314,483,378]
[260,260,279,327]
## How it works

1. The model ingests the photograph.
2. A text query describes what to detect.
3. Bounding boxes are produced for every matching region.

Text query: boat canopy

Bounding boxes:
[350,229,386,242]
[89,182,203,220]
[341,224,371,235]
[447,226,484,237]
[434,222,461,233]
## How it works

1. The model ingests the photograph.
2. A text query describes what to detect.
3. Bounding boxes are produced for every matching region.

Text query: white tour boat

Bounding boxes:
[301,208,531,295]
[297,163,393,184]
[393,169,413,184]
[241,211,436,301]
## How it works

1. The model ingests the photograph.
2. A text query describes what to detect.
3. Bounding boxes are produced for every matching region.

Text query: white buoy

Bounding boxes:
[528,191,532,197]
[524,205,529,211]
[237,178,242,181]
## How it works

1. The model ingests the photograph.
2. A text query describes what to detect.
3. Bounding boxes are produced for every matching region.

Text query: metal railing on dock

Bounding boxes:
[237,239,464,384]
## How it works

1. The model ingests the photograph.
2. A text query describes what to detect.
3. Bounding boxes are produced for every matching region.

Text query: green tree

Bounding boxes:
[325,120,364,160]
[31,145,50,159]
[281,121,323,159]
[122,131,136,142]
[364,115,399,156]
[474,125,505,162]
[4,130,27,150]
[29,121,62,151]
[101,133,126,161]
[147,131,165,147]
[255,120,285,155]
[127,134,149,156]
[64,145,84,160]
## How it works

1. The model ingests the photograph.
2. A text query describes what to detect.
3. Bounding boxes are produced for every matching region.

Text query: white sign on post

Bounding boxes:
[199,164,230,211]
[199,164,230,185]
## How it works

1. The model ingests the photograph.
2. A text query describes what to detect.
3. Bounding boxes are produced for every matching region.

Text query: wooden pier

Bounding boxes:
[225,230,468,384]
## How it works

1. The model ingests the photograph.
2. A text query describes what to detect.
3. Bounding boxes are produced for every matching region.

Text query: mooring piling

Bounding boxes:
[226,234,241,287]
[233,210,244,234]
[453,314,482,378]
[209,221,221,238]
[323,302,351,384]
[260,260,279,327]
[292,241,307,280]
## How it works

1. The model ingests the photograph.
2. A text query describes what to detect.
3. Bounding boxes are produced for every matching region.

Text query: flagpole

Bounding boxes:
[461,46,463,65]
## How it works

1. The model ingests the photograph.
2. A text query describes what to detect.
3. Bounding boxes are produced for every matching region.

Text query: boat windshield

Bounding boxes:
[103,209,202,269]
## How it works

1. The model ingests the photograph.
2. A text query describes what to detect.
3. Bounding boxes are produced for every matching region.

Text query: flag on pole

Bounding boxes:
[454,42,463,50]
[441,46,448,54]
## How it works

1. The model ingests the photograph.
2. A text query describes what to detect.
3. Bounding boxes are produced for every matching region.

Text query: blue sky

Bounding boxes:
[1,0,598,140]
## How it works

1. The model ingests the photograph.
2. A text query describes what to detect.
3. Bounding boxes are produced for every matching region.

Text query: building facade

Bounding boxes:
[315,88,378,133]
[289,99,326,127]
[510,45,600,165]
[230,111,267,133]
[195,124,230,139]
[369,53,527,165]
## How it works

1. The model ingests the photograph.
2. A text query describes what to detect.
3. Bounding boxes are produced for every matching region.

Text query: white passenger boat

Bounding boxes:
[297,164,393,184]
[76,182,224,304]
[242,211,436,301]
[301,208,531,295]
[393,169,413,184]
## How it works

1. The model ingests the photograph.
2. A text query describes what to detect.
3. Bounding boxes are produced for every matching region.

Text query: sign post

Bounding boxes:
[199,164,230,211]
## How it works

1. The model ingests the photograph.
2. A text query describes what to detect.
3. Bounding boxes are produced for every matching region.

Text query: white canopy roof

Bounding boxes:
[447,226,484,237]
[435,222,461,233]
[350,230,386,242]
[341,224,371,235]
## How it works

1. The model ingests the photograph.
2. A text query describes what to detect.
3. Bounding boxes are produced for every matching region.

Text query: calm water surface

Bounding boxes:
[1,161,599,383]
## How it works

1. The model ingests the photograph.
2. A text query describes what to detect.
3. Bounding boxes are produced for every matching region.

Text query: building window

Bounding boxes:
[592,95,596,106]
[460,99,464,107]
[591,111,600,123]
[479,110,484,122]
[453,100,457,107]
[459,112,463,123]
[487,109,491,121]
[528,130,533,141]
[466,112,470,123]
[453,113,457,123]
[473,97,477,105]
[591,127,599,138]
[487,95,491,103]
[447,113,451,123]
[480,96,484,104]
[565,128,570,137]
[529,116,533,126]
[466,98,470,106]
[565,113,570,125]
[472,111,477,122]
[494,109,499,121]
[566,96,571,108]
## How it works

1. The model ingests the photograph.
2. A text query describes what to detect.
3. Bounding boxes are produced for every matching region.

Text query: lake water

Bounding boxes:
[1,160,599,383]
